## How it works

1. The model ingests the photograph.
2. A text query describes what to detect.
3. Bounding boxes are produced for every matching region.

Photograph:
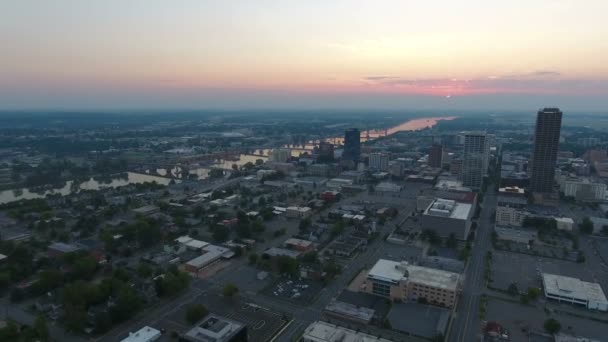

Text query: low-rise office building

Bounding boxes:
[286,206,312,219]
[556,217,575,231]
[558,176,607,202]
[542,273,608,311]
[121,326,161,342]
[361,259,461,308]
[495,187,528,227]
[301,321,393,342]
[494,226,537,244]
[181,314,247,342]
[323,300,375,325]
[374,182,401,193]
[421,198,472,240]
[589,217,608,235]
[284,238,314,252]
[326,178,354,190]
[184,245,233,274]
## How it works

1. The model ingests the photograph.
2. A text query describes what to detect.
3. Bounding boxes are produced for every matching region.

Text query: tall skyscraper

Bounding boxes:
[530,108,563,194]
[428,143,443,168]
[462,132,489,190]
[317,141,335,162]
[343,128,361,162]
[369,152,390,171]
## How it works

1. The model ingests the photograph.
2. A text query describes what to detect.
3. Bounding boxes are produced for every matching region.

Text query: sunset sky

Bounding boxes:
[1,0,607,110]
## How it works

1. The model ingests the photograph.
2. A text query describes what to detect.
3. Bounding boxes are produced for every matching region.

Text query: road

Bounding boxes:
[94,280,210,342]
[98,190,415,341]
[272,210,401,342]
[449,186,496,342]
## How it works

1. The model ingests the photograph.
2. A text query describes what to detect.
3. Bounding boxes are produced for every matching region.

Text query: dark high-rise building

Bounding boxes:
[317,141,335,162]
[343,128,361,162]
[462,132,489,190]
[429,143,443,168]
[530,108,563,193]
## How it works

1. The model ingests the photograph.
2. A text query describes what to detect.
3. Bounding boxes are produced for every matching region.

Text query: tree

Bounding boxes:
[33,314,50,341]
[421,229,441,246]
[186,304,208,324]
[94,311,112,334]
[64,304,87,332]
[299,218,312,231]
[276,256,300,276]
[579,217,594,235]
[248,253,259,265]
[323,259,342,278]
[155,270,190,297]
[330,221,345,237]
[544,318,561,334]
[137,263,153,278]
[135,220,162,248]
[109,286,142,324]
[302,251,319,264]
[446,233,457,248]
[212,226,230,243]
[223,283,239,297]
[527,287,540,300]
[0,321,19,340]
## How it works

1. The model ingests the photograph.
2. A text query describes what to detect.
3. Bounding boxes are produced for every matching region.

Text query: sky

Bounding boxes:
[1,0,607,111]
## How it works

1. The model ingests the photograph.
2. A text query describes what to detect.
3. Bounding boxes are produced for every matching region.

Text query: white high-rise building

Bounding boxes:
[270,148,291,162]
[369,152,390,171]
[461,132,489,190]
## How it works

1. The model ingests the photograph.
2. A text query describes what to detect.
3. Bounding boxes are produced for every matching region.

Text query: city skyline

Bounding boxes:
[1,1,608,110]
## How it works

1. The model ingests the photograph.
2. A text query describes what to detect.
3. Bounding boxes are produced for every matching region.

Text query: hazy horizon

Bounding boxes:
[2,0,607,111]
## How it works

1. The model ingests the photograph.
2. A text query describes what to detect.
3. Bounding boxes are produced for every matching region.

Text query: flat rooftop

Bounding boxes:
[495,226,538,240]
[302,321,393,342]
[367,259,407,284]
[367,260,460,291]
[324,300,375,323]
[424,198,472,220]
[542,273,608,304]
[284,238,313,248]
[120,326,161,342]
[407,264,460,291]
[183,314,245,342]
[263,247,301,258]
[186,252,221,269]
[388,303,449,339]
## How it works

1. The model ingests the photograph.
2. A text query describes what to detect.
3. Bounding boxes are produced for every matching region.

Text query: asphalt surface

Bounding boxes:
[272,208,412,342]
[449,185,496,342]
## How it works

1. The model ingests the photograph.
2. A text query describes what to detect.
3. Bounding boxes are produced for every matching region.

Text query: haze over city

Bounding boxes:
[3,2,608,342]
[1,0,608,110]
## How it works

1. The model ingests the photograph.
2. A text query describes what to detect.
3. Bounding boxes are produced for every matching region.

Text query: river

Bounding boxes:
[0,116,455,204]
[0,172,174,205]
[286,115,457,149]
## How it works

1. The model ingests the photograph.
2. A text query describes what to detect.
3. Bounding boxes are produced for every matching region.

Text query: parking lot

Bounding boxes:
[261,278,323,305]
[210,263,273,293]
[490,249,607,292]
[486,297,608,341]
[377,243,423,264]
[158,289,288,342]
[592,237,608,264]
